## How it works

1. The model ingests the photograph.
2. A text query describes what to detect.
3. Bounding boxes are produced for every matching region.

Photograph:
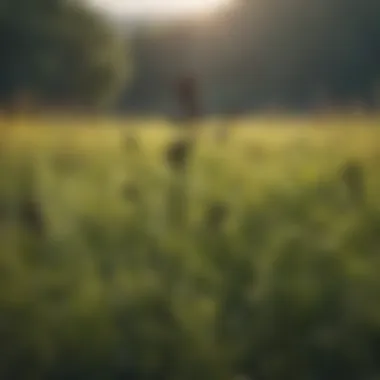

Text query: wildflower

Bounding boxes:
[206,201,229,230]
[165,138,193,172]
[19,198,45,235]
[176,75,200,121]
[340,159,366,205]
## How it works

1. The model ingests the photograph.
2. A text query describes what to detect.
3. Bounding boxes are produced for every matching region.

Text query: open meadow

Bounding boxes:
[1,114,380,379]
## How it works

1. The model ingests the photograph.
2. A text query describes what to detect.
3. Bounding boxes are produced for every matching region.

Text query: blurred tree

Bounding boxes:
[0,0,130,111]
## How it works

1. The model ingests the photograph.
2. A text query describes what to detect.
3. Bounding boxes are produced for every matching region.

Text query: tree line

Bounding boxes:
[120,0,380,114]
[0,0,129,112]
[1,0,380,114]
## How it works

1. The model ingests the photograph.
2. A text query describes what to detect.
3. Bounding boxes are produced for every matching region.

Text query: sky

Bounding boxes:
[88,0,232,20]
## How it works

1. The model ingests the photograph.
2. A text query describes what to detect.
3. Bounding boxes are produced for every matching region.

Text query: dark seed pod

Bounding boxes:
[340,159,366,205]
[176,75,200,121]
[165,138,193,172]
[19,198,45,235]
[206,202,229,230]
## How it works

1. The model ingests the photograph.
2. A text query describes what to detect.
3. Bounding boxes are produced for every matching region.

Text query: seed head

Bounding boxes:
[206,201,229,230]
[176,76,199,119]
[165,138,193,172]
[19,198,45,235]
[340,159,366,205]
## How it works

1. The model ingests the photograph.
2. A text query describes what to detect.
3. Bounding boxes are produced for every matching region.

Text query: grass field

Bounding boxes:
[1,115,380,380]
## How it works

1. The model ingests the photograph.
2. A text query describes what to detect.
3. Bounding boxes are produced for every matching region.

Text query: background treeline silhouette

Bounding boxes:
[2,0,380,114]
[0,0,128,112]
[120,0,380,114]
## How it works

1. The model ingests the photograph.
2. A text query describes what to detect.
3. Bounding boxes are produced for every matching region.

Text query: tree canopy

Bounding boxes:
[0,0,130,110]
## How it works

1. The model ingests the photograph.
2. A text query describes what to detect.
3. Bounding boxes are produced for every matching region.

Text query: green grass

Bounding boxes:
[1,115,380,380]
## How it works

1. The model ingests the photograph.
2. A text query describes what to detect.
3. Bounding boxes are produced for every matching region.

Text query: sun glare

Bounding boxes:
[89,0,232,19]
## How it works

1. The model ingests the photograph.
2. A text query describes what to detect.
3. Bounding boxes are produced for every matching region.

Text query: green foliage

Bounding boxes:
[1,118,380,379]
[0,0,129,109]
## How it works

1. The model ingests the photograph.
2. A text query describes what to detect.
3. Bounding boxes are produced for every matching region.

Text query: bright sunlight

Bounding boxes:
[89,0,232,19]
